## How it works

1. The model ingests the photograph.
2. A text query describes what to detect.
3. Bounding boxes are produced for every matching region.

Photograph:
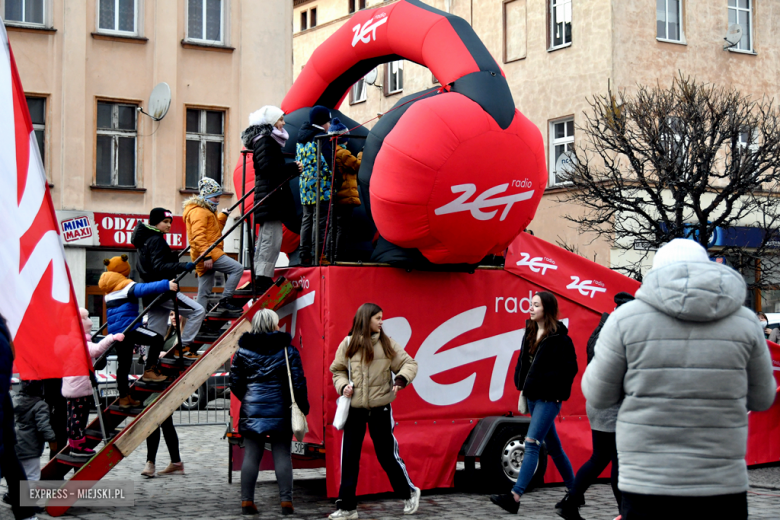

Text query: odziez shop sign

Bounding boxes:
[56,210,188,250]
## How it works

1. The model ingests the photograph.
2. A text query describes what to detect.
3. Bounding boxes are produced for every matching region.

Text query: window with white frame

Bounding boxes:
[187,0,223,44]
[549,118,574,185]
[386,60,403,95]
[97,0,138,35]
[185,108,225,189]
[550,0,572,49]
[728,0,752,52]
[350,76,367,104]
[26,96,45,167]
[656,0,683,42]
[96,101,137,187]
[738,126,759,153]
[4,0,45,26]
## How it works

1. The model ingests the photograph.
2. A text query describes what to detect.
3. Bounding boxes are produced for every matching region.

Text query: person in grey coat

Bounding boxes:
[13,380,56,481]
[582,239,776,520]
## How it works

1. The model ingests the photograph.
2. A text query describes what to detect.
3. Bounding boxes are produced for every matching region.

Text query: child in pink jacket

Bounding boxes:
[61,309,124,458]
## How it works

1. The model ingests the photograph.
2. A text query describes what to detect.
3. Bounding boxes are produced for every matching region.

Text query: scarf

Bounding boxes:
[271,127,289,147]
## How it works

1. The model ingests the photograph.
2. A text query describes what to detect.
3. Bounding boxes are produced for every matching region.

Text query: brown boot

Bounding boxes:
[141,368,167,383]
[117,395,141,408]
[281,501,294,515]
[241,501,258,515]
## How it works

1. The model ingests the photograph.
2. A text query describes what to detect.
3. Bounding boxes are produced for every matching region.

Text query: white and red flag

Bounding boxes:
[0,21,91,379]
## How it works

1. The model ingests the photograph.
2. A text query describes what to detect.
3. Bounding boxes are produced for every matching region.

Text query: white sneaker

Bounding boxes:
[403,486,421,515]
[328,509,358,519]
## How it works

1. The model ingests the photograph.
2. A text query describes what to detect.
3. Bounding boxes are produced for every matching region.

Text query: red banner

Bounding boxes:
[505,232,641,314]
[93,212,188,250]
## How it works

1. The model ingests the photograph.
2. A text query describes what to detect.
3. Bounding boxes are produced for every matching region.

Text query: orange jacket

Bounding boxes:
[334,146,361,206]
[182,197,228,276]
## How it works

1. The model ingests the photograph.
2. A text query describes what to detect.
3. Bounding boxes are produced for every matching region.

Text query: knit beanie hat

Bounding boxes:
[104,254,130,277]
[309,105,331,127]
[652,238,710,270]
[248,105,284,127]
[613,291,635,307]
[198,177,223,198]
[149,207,173,226]
[329,117,349,144]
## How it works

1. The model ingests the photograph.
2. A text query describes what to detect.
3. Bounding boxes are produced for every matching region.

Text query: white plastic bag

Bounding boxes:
[334,355,353,430]
[518,391,528,415]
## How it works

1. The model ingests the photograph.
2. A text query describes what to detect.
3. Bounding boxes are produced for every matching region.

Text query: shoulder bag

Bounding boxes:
[333,337,353,430]
[283,346,309,442]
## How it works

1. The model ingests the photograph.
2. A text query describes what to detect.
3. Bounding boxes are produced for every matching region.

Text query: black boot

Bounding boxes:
[556,492,585,520]
[555,492,585,510]
[253,276,274,294]
[489,493,519,514]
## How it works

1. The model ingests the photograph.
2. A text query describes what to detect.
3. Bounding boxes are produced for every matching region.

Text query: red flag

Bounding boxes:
[0,21,91,379]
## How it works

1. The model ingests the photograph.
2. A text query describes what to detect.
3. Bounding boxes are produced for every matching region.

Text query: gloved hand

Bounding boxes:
[184,262,196,271]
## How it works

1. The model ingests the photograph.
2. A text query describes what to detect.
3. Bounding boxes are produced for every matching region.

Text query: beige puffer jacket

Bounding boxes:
[330,333,418,409]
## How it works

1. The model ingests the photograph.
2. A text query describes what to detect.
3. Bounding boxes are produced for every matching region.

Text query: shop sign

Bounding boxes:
[60,215,93,242]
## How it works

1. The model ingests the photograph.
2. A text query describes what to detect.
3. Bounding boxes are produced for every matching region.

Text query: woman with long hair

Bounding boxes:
[328,303,420,520]
[490,291,579,515]
[229,309,309,516]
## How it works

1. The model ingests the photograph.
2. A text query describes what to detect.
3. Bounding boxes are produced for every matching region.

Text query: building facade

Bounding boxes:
[4,0,292,320]
[292,0,780,307]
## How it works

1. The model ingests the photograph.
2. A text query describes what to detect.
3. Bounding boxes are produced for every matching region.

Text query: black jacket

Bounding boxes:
[586,313,609,364]
[513,321,579,402]
[0,316,14,459]
[241,124,300,224]
[229,331,309,438]
[131,223,187,283]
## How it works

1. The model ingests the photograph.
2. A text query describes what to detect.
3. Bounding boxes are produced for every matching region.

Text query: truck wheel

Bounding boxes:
[179,384,208,411]
[481,424,547,492]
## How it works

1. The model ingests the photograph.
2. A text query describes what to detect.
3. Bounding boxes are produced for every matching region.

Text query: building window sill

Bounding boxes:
[4,23,56,34]
[181,40,234,53]
[544,183,573,194]
[727,48,757,56]
[91,32,148,44]
[385,90,403,97]
[656,37,686,46]
[548,42,572,53]
[90,185,146,193]
[349,98,367,106]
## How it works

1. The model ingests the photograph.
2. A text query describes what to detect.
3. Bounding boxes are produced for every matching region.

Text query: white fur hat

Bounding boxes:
[248,105,284,127]
[652,238,710,270]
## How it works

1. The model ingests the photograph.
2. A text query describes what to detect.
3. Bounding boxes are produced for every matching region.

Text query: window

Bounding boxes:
[738,126,759,153]
[549,118,574,185]
[96,101,137,187]
[728,0,752,52]
[504,0,527,63]
[656,0,683,42]
[185,108,225,189]
[4,0,45,26]
[97,0,137,35]
[300,10,307,31]
[187,0,223,44]
[386,60,404,95]
[549,0,571,49]
[349,0,366,13]
[26,96,45,167]
[350,76,367,104]
[310,7,317,28]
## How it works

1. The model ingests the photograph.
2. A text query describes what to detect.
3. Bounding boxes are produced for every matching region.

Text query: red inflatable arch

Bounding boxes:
[282,0,547,265]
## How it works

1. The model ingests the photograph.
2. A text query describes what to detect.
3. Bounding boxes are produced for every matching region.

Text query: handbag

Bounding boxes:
[283,346,309,442]
[333,351,352,430]
[518,391,528,415]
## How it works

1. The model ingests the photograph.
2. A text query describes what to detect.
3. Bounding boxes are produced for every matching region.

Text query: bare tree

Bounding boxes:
[559,75,780,289]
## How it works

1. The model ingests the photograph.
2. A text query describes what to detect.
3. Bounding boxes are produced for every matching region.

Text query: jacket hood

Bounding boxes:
[98,271,133,294]
[241,124,273,147]
[238,330,292,354]
[297,121,322,144]
[13,393,40,415]
[182,196,215,212]
[130,222,160,249]
[636,260,746,322]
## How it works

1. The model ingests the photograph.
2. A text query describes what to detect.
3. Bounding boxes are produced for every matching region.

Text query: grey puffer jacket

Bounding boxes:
[13,394,56,460]
[582,260,776,497]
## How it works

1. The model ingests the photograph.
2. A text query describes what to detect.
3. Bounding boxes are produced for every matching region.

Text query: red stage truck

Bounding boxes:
[228,234,780,498]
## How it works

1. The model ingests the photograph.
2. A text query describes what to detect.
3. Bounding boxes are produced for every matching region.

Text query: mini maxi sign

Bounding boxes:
[60,216,93,242]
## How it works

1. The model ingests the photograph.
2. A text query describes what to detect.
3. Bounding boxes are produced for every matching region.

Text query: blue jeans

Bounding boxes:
[512,399,575,496]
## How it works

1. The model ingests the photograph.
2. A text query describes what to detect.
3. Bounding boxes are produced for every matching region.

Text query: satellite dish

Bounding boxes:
[555,151,577,177]
[140,82,172,121]
[724,23,743,48]
[364,68,378,86]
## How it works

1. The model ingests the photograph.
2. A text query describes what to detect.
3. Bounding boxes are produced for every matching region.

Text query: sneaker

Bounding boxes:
[403,486,421,515]
[157,462,184,475]
[489,493,519,515]
[141,368,167,383]
[117,395,141,408]
[208,298,243,317]
[141,462,156,478]
[328,510,358,520]
[68,437,95,459]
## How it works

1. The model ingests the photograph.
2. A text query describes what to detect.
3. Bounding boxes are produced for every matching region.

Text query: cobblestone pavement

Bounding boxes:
[2,424,780,519]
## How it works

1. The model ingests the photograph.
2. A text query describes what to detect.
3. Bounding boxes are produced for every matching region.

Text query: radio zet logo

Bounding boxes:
[61,216,92,242]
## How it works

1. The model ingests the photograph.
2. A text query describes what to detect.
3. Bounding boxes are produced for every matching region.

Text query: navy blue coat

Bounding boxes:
[229,331,309,438]
[105,280,171,334]
[0,315,15,467]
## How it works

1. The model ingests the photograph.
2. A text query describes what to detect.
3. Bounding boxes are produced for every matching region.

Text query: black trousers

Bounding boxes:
[43,378,67,457]
[116,328,164,397]
[622,491,747,520]
[570,429,620,510]
[146,415,180,465]
[300,201,329,261]
[337,405,414,511]
[326,205,354,262]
